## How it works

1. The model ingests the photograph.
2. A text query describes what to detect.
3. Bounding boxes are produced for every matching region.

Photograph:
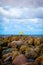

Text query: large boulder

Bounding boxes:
[8,40,23,48]
[25,48,38,59]
[12,54,28,65]
[11,40,23,45]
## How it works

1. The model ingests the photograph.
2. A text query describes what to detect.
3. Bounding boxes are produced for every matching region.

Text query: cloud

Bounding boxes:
[0,7,22,18]
[0,1,43,35]
[0,0,43,7]
[0,7,43,19]
[3,17,10,24]
[0,15,43,35]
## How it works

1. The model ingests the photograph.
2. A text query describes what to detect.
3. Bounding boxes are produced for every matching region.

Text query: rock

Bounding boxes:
[28,58,35,62]
[8,42,17,48]
[2,48,16,55]
[8,40,23,48]
[20,45,28,54]
[34,46,40,53]
[12,51,20,60]
[0,41,3,46]
[34,38,40,46]
[0,60,3,65]
[4,55,12,62]
[10,40,23,45]
[25,48,38,59]
[12,54,28,65]
[0,46,2,59]
[22,62,38,65]
[28,37,33,45]
[35,55,43,64]
[22,63,29,65]
[39,61,43,65]
[2,53,11,59]
[39,44,43,55]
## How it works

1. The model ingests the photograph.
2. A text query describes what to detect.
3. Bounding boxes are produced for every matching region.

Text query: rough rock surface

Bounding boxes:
[12,54,28,65]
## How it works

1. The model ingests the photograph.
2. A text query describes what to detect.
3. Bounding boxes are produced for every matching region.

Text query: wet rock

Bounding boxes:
[12,54,28,65]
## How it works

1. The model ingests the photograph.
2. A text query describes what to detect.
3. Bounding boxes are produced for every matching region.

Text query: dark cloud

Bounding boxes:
[0,0,43,7]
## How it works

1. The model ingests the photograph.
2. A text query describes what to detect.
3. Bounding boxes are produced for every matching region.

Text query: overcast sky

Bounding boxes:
[0,0,43,35]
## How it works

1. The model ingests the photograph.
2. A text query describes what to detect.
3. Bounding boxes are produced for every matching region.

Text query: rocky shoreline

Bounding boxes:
[0,35,43,65]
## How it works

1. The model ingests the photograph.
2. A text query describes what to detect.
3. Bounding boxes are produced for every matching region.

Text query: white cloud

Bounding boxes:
[9,8,22,17]
[0,7,9,16]
[29,18,38,23]
[0,7,22,18]
[0,6,43,19]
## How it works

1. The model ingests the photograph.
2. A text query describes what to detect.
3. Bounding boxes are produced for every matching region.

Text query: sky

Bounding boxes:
[0,0,43,35]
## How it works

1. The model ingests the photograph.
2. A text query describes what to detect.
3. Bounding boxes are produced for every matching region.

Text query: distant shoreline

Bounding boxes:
[0,35,43,38]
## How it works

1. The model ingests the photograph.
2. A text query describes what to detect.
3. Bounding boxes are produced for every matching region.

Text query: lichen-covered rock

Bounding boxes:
[39,44,43,55]
[12,54,28,65]
[20,45,28,54]
[8,40,23,48]
[12,51,20,60]
[2,48,17,55]
[22,62,38,65]
[2,53,11,60]
[28,37,33,45]
[25,48,38,59]
[8,42,17,48]
[40,37,43,43]
[35,55,43,65]
[0,41,3,46]
[0,35,43,65]
[22,63,29,65]
[34,38,40,46]
[34,46,40,53]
